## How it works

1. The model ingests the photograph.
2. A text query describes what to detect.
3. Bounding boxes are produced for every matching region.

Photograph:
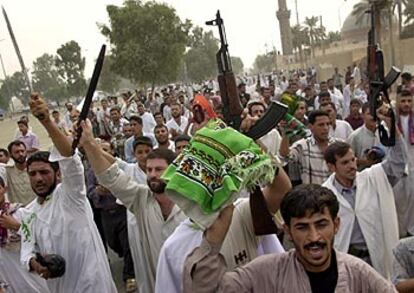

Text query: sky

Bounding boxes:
[0,0,360,77]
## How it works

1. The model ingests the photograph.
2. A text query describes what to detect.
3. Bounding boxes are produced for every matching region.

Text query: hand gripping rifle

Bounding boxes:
[367,4,400,146]
[206,11,288,235]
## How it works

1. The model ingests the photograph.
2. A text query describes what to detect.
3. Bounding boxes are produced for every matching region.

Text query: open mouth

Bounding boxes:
[305,243,326,259]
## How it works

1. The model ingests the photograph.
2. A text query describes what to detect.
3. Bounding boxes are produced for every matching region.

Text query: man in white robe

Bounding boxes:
[322,118,406,279]
[20,93,116,292]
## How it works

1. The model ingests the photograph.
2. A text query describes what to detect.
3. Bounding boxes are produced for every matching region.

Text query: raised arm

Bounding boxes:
[262,166,292,214]
[29,93,72,157]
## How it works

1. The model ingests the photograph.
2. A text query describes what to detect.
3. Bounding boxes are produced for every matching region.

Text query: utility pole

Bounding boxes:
[294,0,299,25]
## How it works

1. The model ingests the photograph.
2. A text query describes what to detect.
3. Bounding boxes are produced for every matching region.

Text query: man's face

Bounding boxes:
[11,144,27,164]
[290,83,298,93]
[100,142,114,155]
[130,121,142,136]
[154,114,164,126]
[262,89,271,99]
[146,158,168,194]
[28,161,59,198]
[0,151,9,164]
[18,123,28,134]
[171,105,181,118]
[101,100,108,108]
[309,116,330,142]
[363,109,376,130]
[350,103,361,115]
[70,110,80,123]
[110,110,121,122]
[320,83,328,92]
[52,112,60,121]
[250,104,266,118]
[319,96,331,105]
[320,105,336,124]
[155,127,169,144]
[294,102,307,120]
[327,148,357,182]
[327,80,334,89]
[284,207,340,273]
[239,85,246,94]
[398,96,413,115]
[137,103,145,115]
[175,140,189,155]
[66,104,73,111]
[123,124,133,138]
[134,144,152,168]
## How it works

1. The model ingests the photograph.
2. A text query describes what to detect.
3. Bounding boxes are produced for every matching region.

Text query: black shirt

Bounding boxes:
[305,250,338,293]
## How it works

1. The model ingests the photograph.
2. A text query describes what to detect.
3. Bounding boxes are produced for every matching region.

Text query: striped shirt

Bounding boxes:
[285,136,337,185]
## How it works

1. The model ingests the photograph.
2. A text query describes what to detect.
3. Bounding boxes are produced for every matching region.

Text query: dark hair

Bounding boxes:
[154,112,163,118]
[319,102,336,112]
[401,72,412,82]
[7,140,26,153]
[174,134,191,145]
[280,184,339,226]
[327,78,334,83]
[248,101,266,115]
[17,120,28,127]
[318,91,331,99]
[147,148,176,165]
[133,136,153,152]
[349,98,362,107]
[308,110,329,124]
[52,110,59,114]
[129,116,143,125]
[361,102,370,114]
[154,124,168,133]
[399,89,413,98]
[324,141,351,165]
[0,176,5,188]
[110,106,121,113]
[0,148,9,157]
[27,151,59,173]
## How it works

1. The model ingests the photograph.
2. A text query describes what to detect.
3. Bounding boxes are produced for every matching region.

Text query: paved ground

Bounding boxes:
[0,114,127,292]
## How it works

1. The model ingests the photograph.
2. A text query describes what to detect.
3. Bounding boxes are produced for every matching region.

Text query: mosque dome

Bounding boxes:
[341,10,397,43]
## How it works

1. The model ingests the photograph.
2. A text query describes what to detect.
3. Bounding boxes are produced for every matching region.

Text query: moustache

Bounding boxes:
[304,241,326,250]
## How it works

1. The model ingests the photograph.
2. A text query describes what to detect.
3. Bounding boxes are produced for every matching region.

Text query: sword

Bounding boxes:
[71,45,106,153]
[2,6,32,93]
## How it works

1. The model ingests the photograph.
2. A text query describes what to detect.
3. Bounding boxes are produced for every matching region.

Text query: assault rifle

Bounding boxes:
[206,11,288,235]
[367,4,400,146]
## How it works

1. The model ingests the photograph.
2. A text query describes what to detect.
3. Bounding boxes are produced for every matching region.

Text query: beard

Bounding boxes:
[33,177,57,198]
[12,155,26,165]
[147,178,166,194]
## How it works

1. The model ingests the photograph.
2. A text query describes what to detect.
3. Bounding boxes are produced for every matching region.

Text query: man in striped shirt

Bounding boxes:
[280,110,336,185]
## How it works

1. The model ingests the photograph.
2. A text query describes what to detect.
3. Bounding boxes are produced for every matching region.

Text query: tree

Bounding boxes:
[303,16,323,58]
[100,0,189,87]
[231,56,244,75]
[97,55,121,93]
[291,24,309,66]
[32,53,65,102]
[326,31,341,44]
[0,71,30,106]
[252,54,274,74]
[55,40,86,99]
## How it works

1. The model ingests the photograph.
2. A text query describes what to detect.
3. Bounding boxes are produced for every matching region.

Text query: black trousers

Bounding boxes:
[101,205,135,281]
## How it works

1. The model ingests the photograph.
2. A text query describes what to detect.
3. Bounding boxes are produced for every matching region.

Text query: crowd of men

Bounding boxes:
[0,66,414,293]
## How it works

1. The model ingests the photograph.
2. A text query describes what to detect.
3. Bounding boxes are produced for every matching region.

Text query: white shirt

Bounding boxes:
[166,116,189,135]
[141,112,157,134]
[97,163,186,293]
[155,199,285,293]
[330,120,353,141]
[20,150,116,293]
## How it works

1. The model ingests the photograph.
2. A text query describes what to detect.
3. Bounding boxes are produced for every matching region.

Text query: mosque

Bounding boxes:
[275,0,414,81]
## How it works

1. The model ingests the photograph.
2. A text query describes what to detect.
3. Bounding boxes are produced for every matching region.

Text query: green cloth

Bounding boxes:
[162,119,274,214]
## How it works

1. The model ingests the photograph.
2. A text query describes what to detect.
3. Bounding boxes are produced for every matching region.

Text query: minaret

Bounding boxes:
[276,0,293,55]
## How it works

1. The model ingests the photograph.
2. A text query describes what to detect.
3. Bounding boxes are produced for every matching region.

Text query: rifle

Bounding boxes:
[206,11,288,235]
[367,4,400,147]
[71,45,106,153]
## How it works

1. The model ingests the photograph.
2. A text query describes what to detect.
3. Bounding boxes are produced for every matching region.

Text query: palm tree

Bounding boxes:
[327,31,342,44]
[304,16,319,58]
[291,25,308,66]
